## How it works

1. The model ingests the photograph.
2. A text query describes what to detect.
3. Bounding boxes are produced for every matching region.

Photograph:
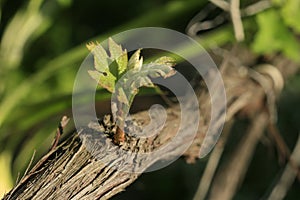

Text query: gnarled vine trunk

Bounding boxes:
[3,48,298,200]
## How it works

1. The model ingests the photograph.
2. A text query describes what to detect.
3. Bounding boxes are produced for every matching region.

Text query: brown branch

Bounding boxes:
[268,133,300,200]
[209,112,269,200]
[267,123,300,180]
[193,120,234,200]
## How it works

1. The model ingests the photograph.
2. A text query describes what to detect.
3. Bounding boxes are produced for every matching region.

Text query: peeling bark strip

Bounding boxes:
[3,48,299,200]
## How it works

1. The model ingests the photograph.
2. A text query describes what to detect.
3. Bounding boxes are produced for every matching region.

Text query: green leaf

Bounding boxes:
[122,59,175,97]
[151,56,176,77]
[87,39,132,93]
[108,59,119,79]
[128,49,143,71]
[108,37,128,74]
[88,70,115,92]
[87,39,176,117]
[153,56,176,67]
[87,69,102,83]
[86,42,108,72]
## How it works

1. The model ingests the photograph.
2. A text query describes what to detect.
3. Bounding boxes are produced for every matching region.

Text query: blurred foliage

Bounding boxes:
[252,0,300,61]
[0,0,299,199]
[252,9,300,61]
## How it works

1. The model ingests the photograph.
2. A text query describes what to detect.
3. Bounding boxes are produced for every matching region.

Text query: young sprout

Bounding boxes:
[87,38,176,144]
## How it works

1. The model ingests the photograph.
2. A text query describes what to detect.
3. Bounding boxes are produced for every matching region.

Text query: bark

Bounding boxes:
[2,47,299,200]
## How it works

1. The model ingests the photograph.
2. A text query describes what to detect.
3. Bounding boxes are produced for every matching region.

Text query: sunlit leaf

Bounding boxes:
[88,70,115,92]
[87,70,102,83]
[128,49,143,71]
[108,37,128,74]
[143,63,176,78]
[87,39,176,127]
[87,42,109,72]
[153,56,176,67]
[108,59,119,79]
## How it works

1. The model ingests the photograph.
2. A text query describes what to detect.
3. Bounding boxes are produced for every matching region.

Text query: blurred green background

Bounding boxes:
[0,0,300,199]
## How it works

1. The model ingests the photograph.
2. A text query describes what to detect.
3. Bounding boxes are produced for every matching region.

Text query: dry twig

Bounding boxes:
[268,133,300,200]
[193,120,234,200]
[209,112,269,200]
[230,0,244,41]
